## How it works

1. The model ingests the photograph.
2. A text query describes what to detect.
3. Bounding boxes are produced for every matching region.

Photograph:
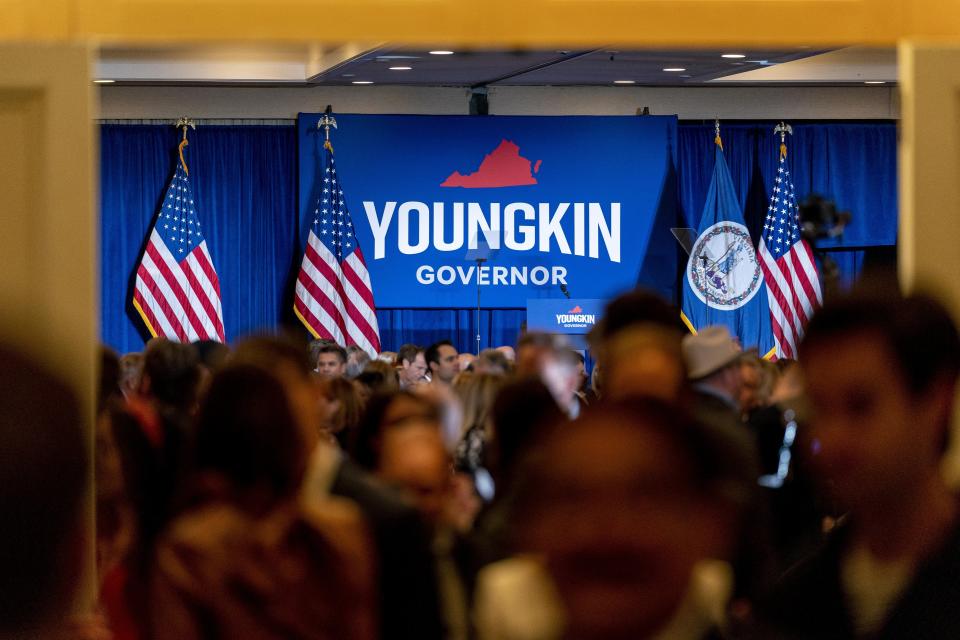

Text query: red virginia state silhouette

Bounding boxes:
[441,139,541,188]
[569,305,583,313]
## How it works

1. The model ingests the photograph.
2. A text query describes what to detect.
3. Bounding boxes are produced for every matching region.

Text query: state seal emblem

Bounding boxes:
[686,221,762,310]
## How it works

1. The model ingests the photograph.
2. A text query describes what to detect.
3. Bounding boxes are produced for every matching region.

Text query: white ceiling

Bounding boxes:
[95,44,896,87]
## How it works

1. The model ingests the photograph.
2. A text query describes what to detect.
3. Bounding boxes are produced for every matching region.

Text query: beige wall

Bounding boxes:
[99,84,898,120]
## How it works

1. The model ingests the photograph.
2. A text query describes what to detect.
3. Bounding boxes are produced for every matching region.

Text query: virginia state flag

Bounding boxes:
[682,141,775,357]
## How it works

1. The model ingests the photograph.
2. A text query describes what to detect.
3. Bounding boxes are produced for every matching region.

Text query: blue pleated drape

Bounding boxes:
[677,122,898,289]
[100,125,299,353]
[100,121,897,355]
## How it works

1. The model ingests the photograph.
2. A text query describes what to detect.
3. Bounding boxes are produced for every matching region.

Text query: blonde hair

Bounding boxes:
[454,372,506,438]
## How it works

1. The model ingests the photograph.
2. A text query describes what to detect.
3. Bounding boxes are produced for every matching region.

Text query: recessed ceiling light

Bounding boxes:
[93,79,115,84]
[613,80,636,84]
[864,80,886,84]
[721,54,746,59]
[389,66,412,71]
[352,80,374,85]
[663,67,686,72]
[429,50,454,55]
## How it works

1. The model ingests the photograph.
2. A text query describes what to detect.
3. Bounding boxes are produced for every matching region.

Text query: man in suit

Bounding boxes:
[682,325,747,430]
[760,290,960,639]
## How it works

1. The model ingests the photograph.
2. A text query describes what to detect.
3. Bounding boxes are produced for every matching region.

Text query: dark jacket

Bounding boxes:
[150,499,376,640]
[758,514,960,639]
[331,458,445,640]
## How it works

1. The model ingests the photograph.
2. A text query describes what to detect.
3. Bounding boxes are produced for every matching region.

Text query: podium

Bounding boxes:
[525,298,606,352]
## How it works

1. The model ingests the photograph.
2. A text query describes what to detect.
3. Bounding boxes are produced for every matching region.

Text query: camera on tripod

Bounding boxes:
[798,195,852,242]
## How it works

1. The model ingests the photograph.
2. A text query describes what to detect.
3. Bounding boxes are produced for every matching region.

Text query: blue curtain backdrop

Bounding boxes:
[100,121,896,355]
[676,121,898,288]
[101,125,299,353]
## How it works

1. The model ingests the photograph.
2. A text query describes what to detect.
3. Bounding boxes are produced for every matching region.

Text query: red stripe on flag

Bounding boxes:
[759,253,800,352]
[193,244,223,293]
[133,289,163,339]
[343,262,380,351]
[340,285,380,352]
[339,261,378,325]
[145,242,207,340]
[799,240,823,304]
[137,265,189,342]
[182,246,225,341]
[191,246,225,340]
[774,255,808,327]
[304,242,379,353]
[787,248,819,315]
[768,311,794,359]
[297,267,347,339]
[341,258,376,311]
[294,287,340,343]
[304,242,352,331]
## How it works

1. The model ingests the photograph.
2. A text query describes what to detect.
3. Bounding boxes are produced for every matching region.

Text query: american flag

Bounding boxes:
[757,145,823,359]
[132,148,225,343]
[294,140,381,356]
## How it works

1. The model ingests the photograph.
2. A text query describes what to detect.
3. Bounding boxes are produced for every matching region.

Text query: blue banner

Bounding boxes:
[298,114,678,307]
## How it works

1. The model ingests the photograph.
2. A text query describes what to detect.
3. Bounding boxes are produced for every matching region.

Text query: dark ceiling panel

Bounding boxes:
[311,46,826,87]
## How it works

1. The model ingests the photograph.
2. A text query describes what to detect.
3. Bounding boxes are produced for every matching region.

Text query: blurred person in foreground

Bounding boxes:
[759,290,960,639]
[739,354,828,579]
[320,376,363,448]
[737,355,770,418]
[586,288,685,403]
[682,327,778,615]
[232,337,444,640]
[191,339,229,375]
[355,360,400,402]
[150,364,375,640]
[377,421,473,640]
[0,345,89,640]
[592,288,686,343]
[95,339,202,635]
[516,332,582,417]
[118,352,144,400]
[458,352,477,373]
[598,324,687,402]
[454,373,508,503]
[462,378,567,587]
[475,400,756,640]
[138,338,203,421]
[474,348,511,376]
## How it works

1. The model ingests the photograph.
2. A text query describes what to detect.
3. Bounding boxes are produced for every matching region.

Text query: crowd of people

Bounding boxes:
[4,283,960,639]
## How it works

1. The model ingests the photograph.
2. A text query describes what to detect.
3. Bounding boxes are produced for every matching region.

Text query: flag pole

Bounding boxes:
[774,121,793,159]
[318,105,337,153]
[175,116,195,175]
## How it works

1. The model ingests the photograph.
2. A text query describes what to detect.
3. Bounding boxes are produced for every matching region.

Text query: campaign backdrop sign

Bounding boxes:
[527,298,605,335]
[298,114,678,307]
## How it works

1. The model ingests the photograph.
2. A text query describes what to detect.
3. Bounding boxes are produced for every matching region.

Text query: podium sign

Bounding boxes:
[526,298,605,335]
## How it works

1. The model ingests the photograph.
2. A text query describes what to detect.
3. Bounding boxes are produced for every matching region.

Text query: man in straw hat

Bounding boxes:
[682,325,749,425]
